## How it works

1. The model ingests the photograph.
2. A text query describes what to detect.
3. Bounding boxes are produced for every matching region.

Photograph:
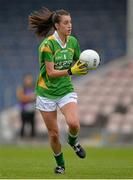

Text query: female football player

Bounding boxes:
[29,7,88,174]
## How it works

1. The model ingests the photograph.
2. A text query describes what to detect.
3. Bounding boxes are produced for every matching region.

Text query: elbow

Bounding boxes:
[47,70,55,78]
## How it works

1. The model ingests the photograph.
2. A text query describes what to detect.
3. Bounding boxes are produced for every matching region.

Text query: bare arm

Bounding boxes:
[45,61,68,77]
[16,87,35,103]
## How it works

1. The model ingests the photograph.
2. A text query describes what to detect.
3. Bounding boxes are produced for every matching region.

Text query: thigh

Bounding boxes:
[21,111,28,123]
[60,102,80,126]
[39,110,58,131]
[28,113,35,125]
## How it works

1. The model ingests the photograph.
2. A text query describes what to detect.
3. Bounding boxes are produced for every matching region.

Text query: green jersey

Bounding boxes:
[35,31,81,99]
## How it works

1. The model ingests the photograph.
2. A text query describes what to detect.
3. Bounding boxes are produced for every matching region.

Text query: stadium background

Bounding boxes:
[0,0,127,111]
[0,0,133,178]
[0,0,133,179]
[0,0,132,143]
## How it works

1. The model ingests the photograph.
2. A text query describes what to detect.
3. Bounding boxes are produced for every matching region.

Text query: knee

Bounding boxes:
[69,121,80,131]
[48,129,59,142]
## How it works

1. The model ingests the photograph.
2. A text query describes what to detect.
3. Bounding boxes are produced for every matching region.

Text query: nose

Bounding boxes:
[68,22,72,28]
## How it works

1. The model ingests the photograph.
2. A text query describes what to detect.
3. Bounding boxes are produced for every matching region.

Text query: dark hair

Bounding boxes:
[28,7,70,37]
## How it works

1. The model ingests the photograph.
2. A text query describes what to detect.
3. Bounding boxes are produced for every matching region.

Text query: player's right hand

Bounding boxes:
[68,60,88,75]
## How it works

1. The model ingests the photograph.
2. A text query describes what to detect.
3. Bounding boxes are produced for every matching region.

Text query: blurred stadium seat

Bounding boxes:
[75,59,133,144]
[1,0,131,145]
[0,0,126,111]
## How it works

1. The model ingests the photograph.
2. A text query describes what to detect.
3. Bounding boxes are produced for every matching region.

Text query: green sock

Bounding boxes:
[67,132,78,146]
[54,152,65,167]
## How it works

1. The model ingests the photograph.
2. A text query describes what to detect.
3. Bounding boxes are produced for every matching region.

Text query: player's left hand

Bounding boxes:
[68,60,88,75]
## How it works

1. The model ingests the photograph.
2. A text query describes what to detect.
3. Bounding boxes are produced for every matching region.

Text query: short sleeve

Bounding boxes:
[73,39,81,61]
[40,41,54,62]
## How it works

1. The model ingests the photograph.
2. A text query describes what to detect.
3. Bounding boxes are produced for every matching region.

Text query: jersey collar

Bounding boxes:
[53,31,68,48]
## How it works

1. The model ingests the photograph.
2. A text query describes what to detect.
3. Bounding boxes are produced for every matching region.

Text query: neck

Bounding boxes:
[57,31,67,45]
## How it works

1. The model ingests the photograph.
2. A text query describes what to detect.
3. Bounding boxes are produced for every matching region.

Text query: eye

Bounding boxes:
[64,20,72,25]
[64,21,69,25]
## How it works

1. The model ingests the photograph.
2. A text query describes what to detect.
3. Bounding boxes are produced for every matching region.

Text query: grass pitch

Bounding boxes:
[0,145,133,179]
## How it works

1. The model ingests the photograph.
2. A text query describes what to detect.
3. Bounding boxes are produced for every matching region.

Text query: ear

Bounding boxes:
[55,23,59,30]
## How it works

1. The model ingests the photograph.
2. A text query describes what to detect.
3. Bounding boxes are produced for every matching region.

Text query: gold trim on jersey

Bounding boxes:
[46,73,49,81]
[48,35,55,40]
[40,35,55,53]
[68,48,74,53]
[53,49,61,57]
[38,74,48,89]
[40,46,52,54]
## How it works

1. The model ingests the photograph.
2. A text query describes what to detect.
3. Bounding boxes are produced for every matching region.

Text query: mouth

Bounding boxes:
[68,29,72,33]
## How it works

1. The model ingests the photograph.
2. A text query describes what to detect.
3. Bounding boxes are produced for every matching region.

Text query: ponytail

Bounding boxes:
[28,7,70,37]
[28,7,54,37]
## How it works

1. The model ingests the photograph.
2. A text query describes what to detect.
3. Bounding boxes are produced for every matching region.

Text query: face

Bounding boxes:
[23,75,33,87]
[55,15,72,37]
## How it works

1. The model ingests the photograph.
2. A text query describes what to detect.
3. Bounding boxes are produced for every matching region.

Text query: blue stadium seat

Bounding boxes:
[0,0,126,111]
